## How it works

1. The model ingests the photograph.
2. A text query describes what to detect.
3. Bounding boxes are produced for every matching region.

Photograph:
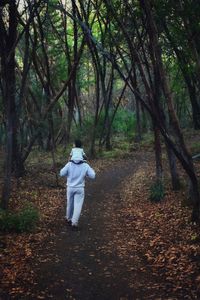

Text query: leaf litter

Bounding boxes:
[0,152,200,299]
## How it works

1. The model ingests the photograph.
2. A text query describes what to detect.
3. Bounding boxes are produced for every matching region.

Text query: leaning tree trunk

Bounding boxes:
[140,0,200,221]
[160,51,200,222]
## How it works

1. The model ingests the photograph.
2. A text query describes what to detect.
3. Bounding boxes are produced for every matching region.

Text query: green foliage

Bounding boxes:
[190,141,200,155]
[0,204,39,233]
[72,108,136,143]
[112,109,136,137]
[99,140,130,159]
[149,180,165,202]
[140,132,154,149]
[72,115,95,144]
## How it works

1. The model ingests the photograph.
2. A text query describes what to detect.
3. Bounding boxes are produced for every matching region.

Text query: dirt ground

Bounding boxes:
[1,150,200,299]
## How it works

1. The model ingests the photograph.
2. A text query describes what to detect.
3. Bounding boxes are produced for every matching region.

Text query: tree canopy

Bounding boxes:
[0,0,200,220]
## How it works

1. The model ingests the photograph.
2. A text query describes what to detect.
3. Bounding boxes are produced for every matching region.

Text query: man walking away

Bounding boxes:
[60,160,95,230]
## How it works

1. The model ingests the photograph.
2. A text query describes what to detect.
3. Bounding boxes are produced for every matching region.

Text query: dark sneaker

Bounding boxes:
[65,219,72,226]
[71,225,80,231]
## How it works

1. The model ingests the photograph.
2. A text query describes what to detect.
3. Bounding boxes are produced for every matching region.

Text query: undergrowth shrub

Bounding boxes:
[149,180,165,202]
[190,141,200,155]
[112,109,136,138]
[0,204,39,233]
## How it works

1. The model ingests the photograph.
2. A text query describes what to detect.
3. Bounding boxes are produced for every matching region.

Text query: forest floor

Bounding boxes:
[1,143,200,299]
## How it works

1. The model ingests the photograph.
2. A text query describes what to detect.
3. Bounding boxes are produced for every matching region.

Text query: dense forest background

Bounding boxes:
[0,0,200,220]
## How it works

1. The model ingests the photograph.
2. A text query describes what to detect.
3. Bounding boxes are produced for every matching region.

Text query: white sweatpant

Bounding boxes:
[66,187,85,226]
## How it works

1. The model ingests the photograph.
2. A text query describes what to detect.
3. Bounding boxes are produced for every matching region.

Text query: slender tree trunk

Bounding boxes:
[103,76,130,149]
[166,144,180,190]
[162,20,200,129]
[90,67,100,158]
[66,80,75,143]
[135,97,142,142]
[65,0,78,143]
[105,69,114,150]
[178,0,200,79]
[184,75,200,130]
[153,122,163,180]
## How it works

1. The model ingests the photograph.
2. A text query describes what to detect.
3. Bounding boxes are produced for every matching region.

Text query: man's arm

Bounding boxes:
[60,163,69,177]
[86,165,95,179]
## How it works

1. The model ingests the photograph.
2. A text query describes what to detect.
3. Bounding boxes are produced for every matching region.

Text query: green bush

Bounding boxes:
[72,109,136,143]
[149,180,165,202]
[71,114,96,143]
[0,204,39,233]
[112,109,136,137]
[190,141,200,155]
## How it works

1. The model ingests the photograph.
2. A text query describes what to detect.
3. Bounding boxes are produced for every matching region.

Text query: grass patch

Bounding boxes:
[26,145,72,169]
[99,148,128,159]
[140,132,154,149]
[0,203,39,233]
[190,141,200,155]
[99,139,131,159]
[149,180,165,202]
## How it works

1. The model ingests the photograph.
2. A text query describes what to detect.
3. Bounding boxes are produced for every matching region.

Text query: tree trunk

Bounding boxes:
[162,20,200,129]
[184,75,200,130]
[90,68,100,158]
[166,144,180,190]
[65,1,78,144]
[153,122,163,180]
[1,1,18,208]
[66,81,74,143]
[140,0,200,221]
[135,97,142,142]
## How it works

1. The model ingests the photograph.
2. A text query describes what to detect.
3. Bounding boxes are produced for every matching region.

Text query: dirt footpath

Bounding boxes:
[30,157,144,300]
[1,152,199,299]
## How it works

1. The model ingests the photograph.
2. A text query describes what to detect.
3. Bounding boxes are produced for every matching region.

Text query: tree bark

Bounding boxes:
[153,122,163,180]
[166,144,180,190]
[1,1,18,208]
